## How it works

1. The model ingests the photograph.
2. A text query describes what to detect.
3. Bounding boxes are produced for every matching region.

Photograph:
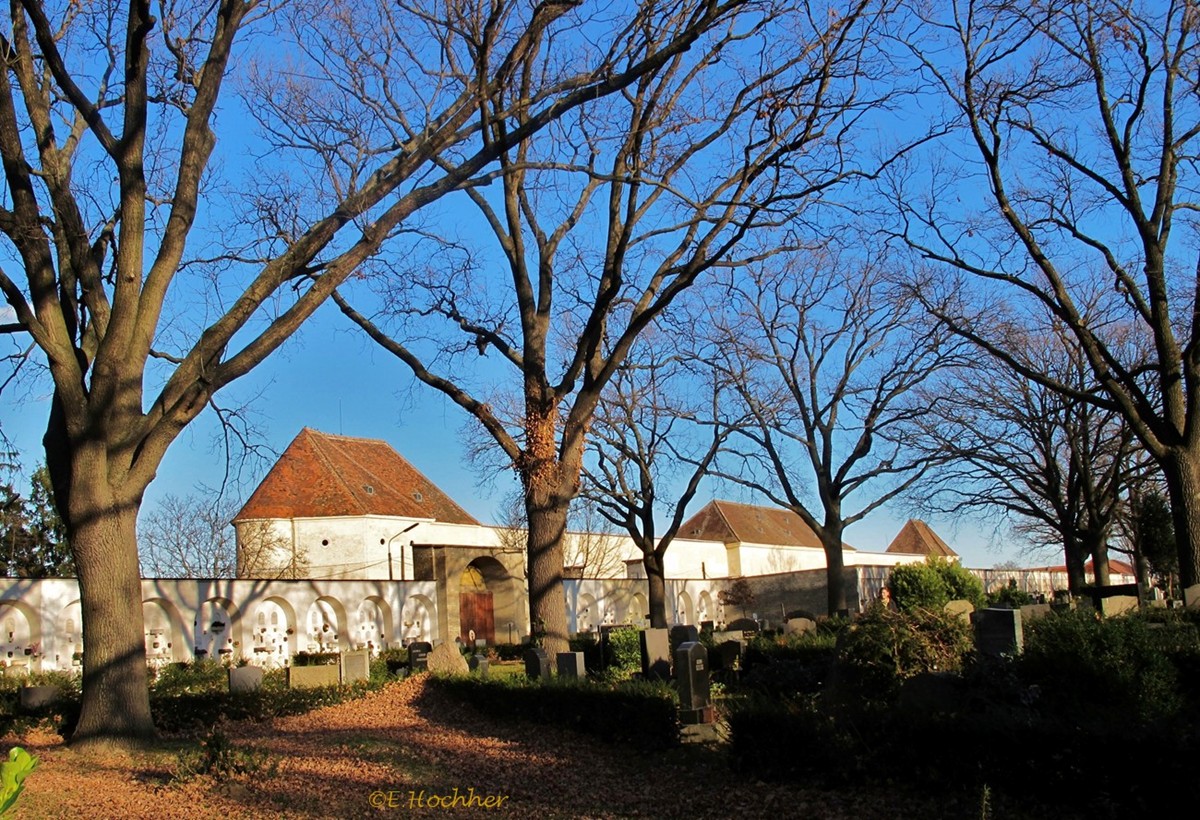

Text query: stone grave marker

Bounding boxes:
[523,647,551,680]
[408,641,432,672]
[228,665,263,693]
[18,685,60,711]
[669,624,698,653]
[287,664,339,689]
[469,652,489,677]
[639,628,671,681]
[341,649,371,684]
[724,617,758,637]
[557,651,586,679]
[944,599,975,622]
[972,607,1023,658]
[427,643,469,675]
[1019,603,1052,623]
[784,617,816,636]
[710,639,742,673]
[1184,584,1200,610]
[1100,595,1139,617]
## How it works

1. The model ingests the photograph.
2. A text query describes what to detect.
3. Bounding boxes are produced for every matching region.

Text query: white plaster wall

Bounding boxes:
[660,538,730,579]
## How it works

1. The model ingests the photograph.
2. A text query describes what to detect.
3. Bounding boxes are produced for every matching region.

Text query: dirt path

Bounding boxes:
[5,677,982,819]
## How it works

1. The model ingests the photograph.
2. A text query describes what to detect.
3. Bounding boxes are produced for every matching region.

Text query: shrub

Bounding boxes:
[1020,609,1199,725]
[291,651,339,667]
[173,726,275,782]
[985,579,1035,609]
[428,674,679,750]
[831,606,973,705]
[602,627,641,678]
[888,556,984,612]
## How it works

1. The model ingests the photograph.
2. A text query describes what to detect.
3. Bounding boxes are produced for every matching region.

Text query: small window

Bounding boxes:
[363,484,375,495]
[412,491,423,502]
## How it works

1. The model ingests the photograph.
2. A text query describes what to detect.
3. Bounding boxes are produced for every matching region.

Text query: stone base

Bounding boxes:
[680,722,721,744]
[679,705,716,725]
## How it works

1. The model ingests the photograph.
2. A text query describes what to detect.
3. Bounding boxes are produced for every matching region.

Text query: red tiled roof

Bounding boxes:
[234,428,480,525]
[678,500,855,550]
[886,519,958,557]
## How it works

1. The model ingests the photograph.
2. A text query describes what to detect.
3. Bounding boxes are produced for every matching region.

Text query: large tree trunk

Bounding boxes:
[822,529,848,616]
[524,488,570,656]
[1162,449,1200,590]
[644,553,668,628]
[67,475,154,745]
[1062,534,1088,595]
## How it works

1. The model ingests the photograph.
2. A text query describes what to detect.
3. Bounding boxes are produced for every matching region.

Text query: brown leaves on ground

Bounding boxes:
[4,677,972,819]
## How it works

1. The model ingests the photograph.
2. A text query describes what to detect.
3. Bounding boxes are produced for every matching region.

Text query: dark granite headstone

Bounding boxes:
[408,641,432,672]
[639,628,671,681]
[972,608,1024,657]
[710,639,742,672]
[669,624,699,653]
[469,653,489,677]
[557,651,586,678]
[523,647,551,680]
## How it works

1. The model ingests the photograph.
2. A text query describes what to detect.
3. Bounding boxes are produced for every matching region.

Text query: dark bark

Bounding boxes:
[643,553,668,628]
[524,488,570,657]
[822,528,848,615]
[1162,451,1200,590]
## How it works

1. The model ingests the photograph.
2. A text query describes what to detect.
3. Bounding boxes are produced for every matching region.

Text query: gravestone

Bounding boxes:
[699,620,714,636]
[784,617,816,636]
[469,652,489,677]
[287,664,339,689]
[523,647,551,680]
[710,639,742,673]
[1019,603,1052,623]
[228,665,264,693]
[944,599,975,622]
[341,649,370,684]
[18,685,60,711]
[669,624,698,653]
[408,641,432,672]
[725,617,758,636]
[557,651,586,679]
[427,643,469,675]
[1184,584,1200,610]
[674,642,711,713]
[639,628,671,681]
[972,607,1024,658]
[1100,595,1140,617]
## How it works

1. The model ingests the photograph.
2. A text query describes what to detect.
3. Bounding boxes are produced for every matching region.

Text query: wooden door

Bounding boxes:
[459,591,495,645]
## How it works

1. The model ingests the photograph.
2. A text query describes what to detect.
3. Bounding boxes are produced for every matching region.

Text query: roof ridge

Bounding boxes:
[307,431,368,515]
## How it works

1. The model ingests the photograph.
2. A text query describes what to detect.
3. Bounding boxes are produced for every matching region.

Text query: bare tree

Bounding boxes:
[581,332,738,626]
[892,0,1200,588]
[0,0,729,743]
[705,247,968,614]
[914,325,1149,593]
[139,493,238,579]
[333,0,897,654]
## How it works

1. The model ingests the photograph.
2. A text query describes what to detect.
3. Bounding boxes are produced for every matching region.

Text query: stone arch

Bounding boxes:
[458,556,519,646]
[354,596,392,654]
[0,599,39,667]
[143,598,188,664]
[401,594,435,646]
[59,600,82,668]
[305,596,348,653]
[250,597,297,667]
[697,590,714,624]
[627,592,648,628]
[676,590,695,626]
[196,597,242,661]
[576,592,598,634]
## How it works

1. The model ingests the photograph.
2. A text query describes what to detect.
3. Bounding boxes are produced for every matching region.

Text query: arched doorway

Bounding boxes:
[459,560,496,645]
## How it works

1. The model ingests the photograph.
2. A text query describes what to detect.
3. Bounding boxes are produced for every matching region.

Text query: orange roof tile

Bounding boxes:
[886,519,958,558]
[234,428,480,525]
[678,500,855,550]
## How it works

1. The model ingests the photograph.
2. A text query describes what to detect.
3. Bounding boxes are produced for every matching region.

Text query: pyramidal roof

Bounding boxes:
[678,500,856,550]
[886,519,957,558]
[234,428,480,525]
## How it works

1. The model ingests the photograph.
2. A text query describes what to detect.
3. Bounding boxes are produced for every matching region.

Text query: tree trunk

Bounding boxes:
[68,483,154,745]
[822,530,848,616]
[1063,533,1087,595]
[644,553,668,628]
[1162,449,1200,590]
[525,489,570,656]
